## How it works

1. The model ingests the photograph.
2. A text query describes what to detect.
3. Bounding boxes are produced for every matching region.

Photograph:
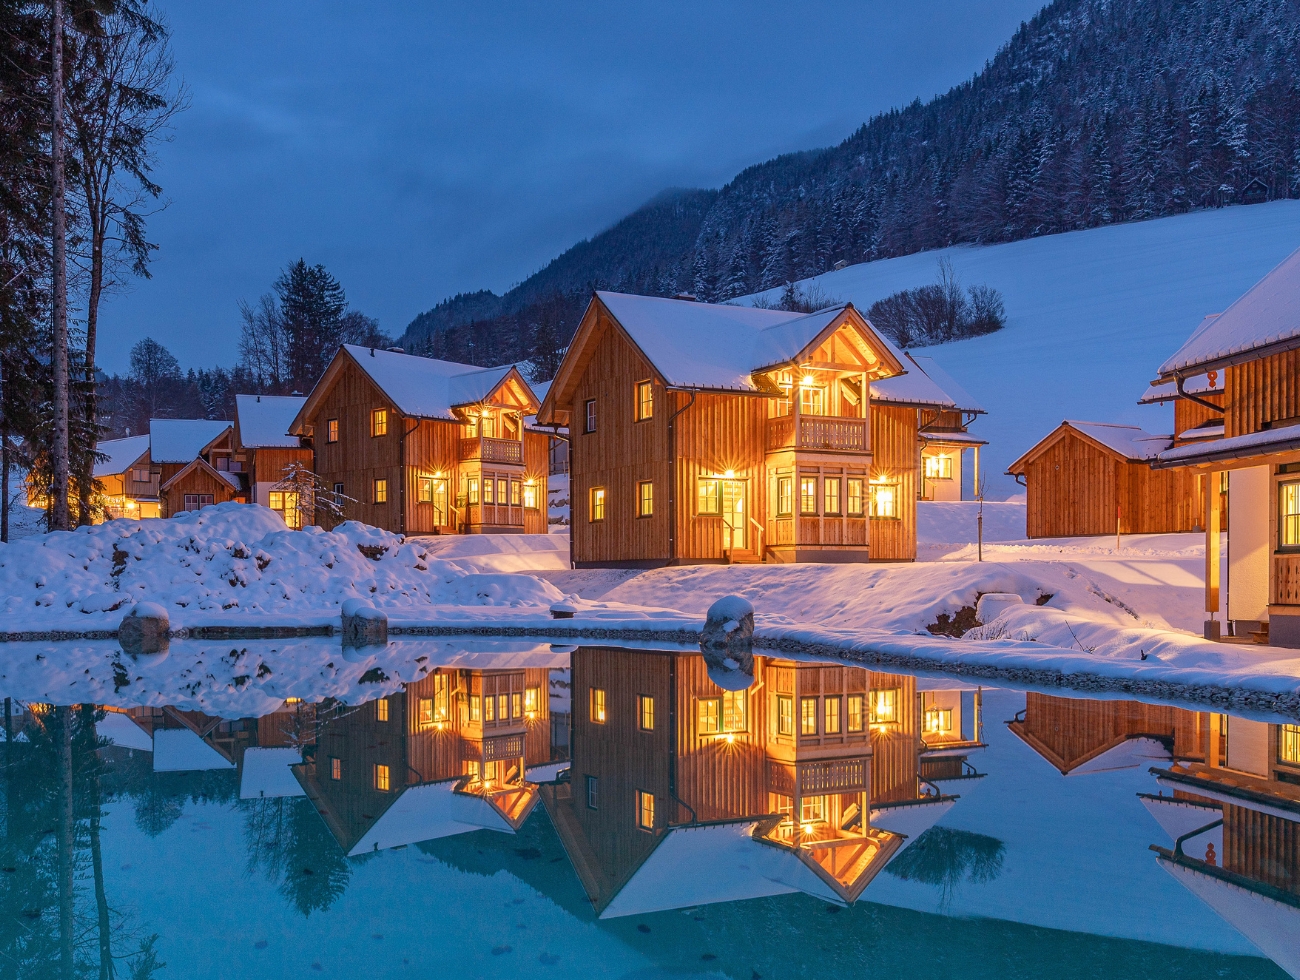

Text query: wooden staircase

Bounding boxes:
[725,547,763,565]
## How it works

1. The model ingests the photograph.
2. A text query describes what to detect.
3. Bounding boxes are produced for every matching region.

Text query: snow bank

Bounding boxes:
[0,503,564,632]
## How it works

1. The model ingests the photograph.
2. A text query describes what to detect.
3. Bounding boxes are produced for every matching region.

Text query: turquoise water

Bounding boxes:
[1,641,1294,979]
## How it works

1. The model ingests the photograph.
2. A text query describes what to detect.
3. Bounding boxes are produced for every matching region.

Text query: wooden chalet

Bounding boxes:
[537,291,923,567]
[293,659,562,854]
[290,345,548,535]
[91,434,158,519]
[149,418,243,517]
[1150,245,1300,645]
[1006,420,1204,538]
[233,394,314,527]
[540,647,980,915]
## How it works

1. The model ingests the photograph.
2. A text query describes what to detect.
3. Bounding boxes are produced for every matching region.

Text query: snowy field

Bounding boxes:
[744,201,1300,498]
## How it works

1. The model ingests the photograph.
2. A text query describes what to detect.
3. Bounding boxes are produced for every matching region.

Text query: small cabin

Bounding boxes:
[1007,421,1204,538]
[149,418,243,518]
[291,345,547,535]
[233,394,314,527]
[92,434,158,519]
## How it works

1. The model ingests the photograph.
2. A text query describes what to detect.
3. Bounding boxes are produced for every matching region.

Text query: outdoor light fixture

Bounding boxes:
[724,469,736,479]
[802,374,815,387]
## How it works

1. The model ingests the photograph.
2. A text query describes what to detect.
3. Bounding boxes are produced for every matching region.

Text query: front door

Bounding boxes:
[721,480,746,551]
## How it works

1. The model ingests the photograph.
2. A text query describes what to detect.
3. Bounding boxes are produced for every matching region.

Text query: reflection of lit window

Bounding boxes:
[777,695,793,736]
[800,795,826,823]
[434,674,450,722]
[1281,482,1300,548]
[847,694,864,732]
[698,693,746,734]
[639,695,655,731]
[801,697,818,735]
[590,688,607,724]
[698,698,720,735]
[869,480,899,519]
[924,708,954,735]
[375,764,391,792]
[924,454,953,480]
[470,695,481,722]
[637,790,655,830]
[524,687,540,715]
[869,688,899,725]
[824,697,841,734]
[586,775,598,809]
[376,698,389,722]
[330,757,341,780]
[1281,724,1300,765]
[418,698,434,728]
[484,694,495,722]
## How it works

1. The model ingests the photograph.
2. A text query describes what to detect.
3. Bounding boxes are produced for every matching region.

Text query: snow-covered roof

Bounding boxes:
[1158,245,1300,376]
[1067,422,1172,460]
[235,394,306,448]
[96,711,152,751]
[1065,737,1171,775]
[239,747,306,799]
[1155,423,1300,468]
[1137,374,1221,405]
[93,435,150,477]
[149,419,232,464]
[346,780,517,856]
[152,728,234,772]
[922,430,988,447]
[874,354,985,413]
[594,291,906,391]
[336,344,535,421]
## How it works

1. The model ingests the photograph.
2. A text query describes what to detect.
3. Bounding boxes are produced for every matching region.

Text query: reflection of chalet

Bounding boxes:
[542,648,981,916]
[294,666,557,855]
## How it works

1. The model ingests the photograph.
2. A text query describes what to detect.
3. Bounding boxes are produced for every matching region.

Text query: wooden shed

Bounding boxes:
[1007,421,1203,538]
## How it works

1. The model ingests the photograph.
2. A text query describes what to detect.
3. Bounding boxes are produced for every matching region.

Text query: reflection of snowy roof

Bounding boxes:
[1159,244,1300,375]
[874,354,985,413]
[149,419,232,463]
[239,747,305,799]
[96,711,152,751]
[871,798,955,851]
[340,345,535,420]
[347,781,515,856]
[235,394,306,448]
[94,435,150,477]
[152,728,234,771]
[1066,737,1170,775]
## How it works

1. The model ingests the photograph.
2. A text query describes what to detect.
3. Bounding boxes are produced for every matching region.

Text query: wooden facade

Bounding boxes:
[159,456,242,518]
[293,346,546,536]
[1008,423,1204,538]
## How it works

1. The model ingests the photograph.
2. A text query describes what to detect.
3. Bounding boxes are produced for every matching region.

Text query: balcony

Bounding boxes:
[766,415,868,453]
[459,436,523,465]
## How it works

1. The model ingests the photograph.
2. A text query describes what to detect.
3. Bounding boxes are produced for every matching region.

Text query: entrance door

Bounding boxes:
[721,480,747,551]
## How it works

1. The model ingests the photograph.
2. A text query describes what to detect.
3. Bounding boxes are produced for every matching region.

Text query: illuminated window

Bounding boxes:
[327,419,339,443]
[376,698,389,722]
[924,708,954,735]
[590,486,606,521]
[268,490,302,529]
[510,479,521,505]
[800,795,827,824]
[800,697,818,735]
[777,477,792,516]
[522,482,538,509]
[800,478,817,515]
[418,478,432,502]
[697,478,719,515]
[497,478,507,504]
[470,695,481,722]
[586,775,598,809]
[847,478,864,516]
[373,479,387,504]
[499,693,510,721]
[484,694,495,722]
[467,477,479,505]
[483,476,495,504]
[511,691,522,719]
[590,688,607,724]
[371,408,388,437]
[418,698,434,729]
[375,764,391,792]
[824,478,841,515]
[925,454,953,480]
[1281,724,1300,765]
[723,690,747,732]
[584,399,597,433]
[465,760,480,781]
[800,384,824,416]
[637,790,655,830]
[431,480,448,524]
[869,688,899,725]
[639,695,655,731]
[330,757,341,780]
[635,380,654,421]
[637,481,654,517]
[1282,482,1300,548]
[698,697,720,735]
[524,687,540,715]
[824,697,841,734]
[434,673,450,722]
[847,693,864,732]
[777,695,794,736]
[868,480,899,519]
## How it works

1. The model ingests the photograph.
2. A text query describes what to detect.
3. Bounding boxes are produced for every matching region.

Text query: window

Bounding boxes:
[925,454,953,480]
[502,693,512,721]
[800,795,827,824]
[434,673,450,722]
[333,482,344,499]
[470,695,481,722]
[373,479,388,504]
[698,697,720,735]
[777,477,792,517]
[375,764,391,792]
[327,419,339,443]
[1282,482,1300,548]
[483,476,495,505]
[637,790,655,830]
[638,695,655,731]
[799,478,817,515]
[590,486,606,522]
[824,478,841,515]
[698,479,720,515]
[431,480,448,524]
[586,775,599,809]
[131,467,150,483]
[800,697,818,735]
[524,687,540,716]
[584,399,597,433]
[777,695,794,736]
[800,384,824,416]
[522,482,538,509]
[510,479,521,506]
[497,478,507,505]
[484,694,495,722]
[376,698,389,722]
[465,760,481,782]
[1280,724,1300,765]
[371,408,388,437]
[637,481,654,517]
[418,698,434,729]
[869,480,899,519]
[330,757,341,780]
[869,688,899,725]
[924,708,954,735]
[698,692,746,735]
[268,490,302,529]
[847,478,864,516]
[468,477,479,505]
[183,493,214,512]
[635,380,654,421]
[824,696,841,735]
[418,478,432,502]
[847,693,864,732]
[590,687,607,724]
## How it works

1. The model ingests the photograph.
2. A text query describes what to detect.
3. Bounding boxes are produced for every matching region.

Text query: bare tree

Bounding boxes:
[238,294,290,393]
[269,461,353,529]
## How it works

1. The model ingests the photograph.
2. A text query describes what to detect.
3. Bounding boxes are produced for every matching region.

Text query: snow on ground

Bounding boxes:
[743,201,1300,498]
[4,463,46,540]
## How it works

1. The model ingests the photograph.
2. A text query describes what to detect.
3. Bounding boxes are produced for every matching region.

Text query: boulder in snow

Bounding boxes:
[341,598,387,646]
[118,602,169,655]
[700,595,755,674]
[976,592,1024,625]
[550,601,577,620]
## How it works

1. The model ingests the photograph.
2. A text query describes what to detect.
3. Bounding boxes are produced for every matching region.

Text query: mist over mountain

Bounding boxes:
[403,0,1300,372]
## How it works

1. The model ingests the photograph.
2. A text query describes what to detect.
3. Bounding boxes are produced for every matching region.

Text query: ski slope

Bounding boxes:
[745,201,1300,498]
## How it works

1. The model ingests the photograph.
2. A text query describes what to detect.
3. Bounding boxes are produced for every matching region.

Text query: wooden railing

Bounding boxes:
[1275,554,1300,605]
[765,415,867,453]
[798,758,869,794]
[481,733,526,762]
[459,436,523,464]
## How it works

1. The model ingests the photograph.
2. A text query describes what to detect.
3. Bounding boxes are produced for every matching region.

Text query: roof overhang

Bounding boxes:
[1005,421,1139,477]
[159,456,238,494]
[1152,425,1300,470]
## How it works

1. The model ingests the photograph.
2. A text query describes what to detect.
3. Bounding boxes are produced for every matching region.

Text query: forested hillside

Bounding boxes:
[404,0,1300,374]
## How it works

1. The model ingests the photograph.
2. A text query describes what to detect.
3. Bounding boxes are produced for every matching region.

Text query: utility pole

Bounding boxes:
[50,0,71,530]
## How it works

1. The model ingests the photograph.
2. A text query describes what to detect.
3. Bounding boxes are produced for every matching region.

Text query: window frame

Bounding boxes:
[584,399,597,434]
[1280,724,1300,766]
[326,418,339,443]
[636,790,655,831]
[330,756,342,780]
[868,479,900,520]
[799,477,818,516]
[847,693,865,733]
[637,480,654,518]
[824,477,841,516]
[638,695,655,732]
[586,774,599,809]
[776,476,793,517]
[847,478,864,517]
[777,694,794,736]
[522,481,539,510]
[1280,480,1300,551]
[375,763,391,792]
[869,688,900,725]
[634,380,654,422]
[924,453,954,480]
[371,408,388,438]
[823,696,841,735]
[800,697,818,736]
[373,478,388,504]
[590,486,606,522]
[589,687,607,724]
[698,478,720,515]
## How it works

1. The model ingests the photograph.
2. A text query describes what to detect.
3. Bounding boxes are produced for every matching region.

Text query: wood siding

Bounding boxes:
[1174,390,1225,442]
[250,447,313,489]
[160,466,239,518]
[1226,350,1300,438]
[869,405,917,560]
